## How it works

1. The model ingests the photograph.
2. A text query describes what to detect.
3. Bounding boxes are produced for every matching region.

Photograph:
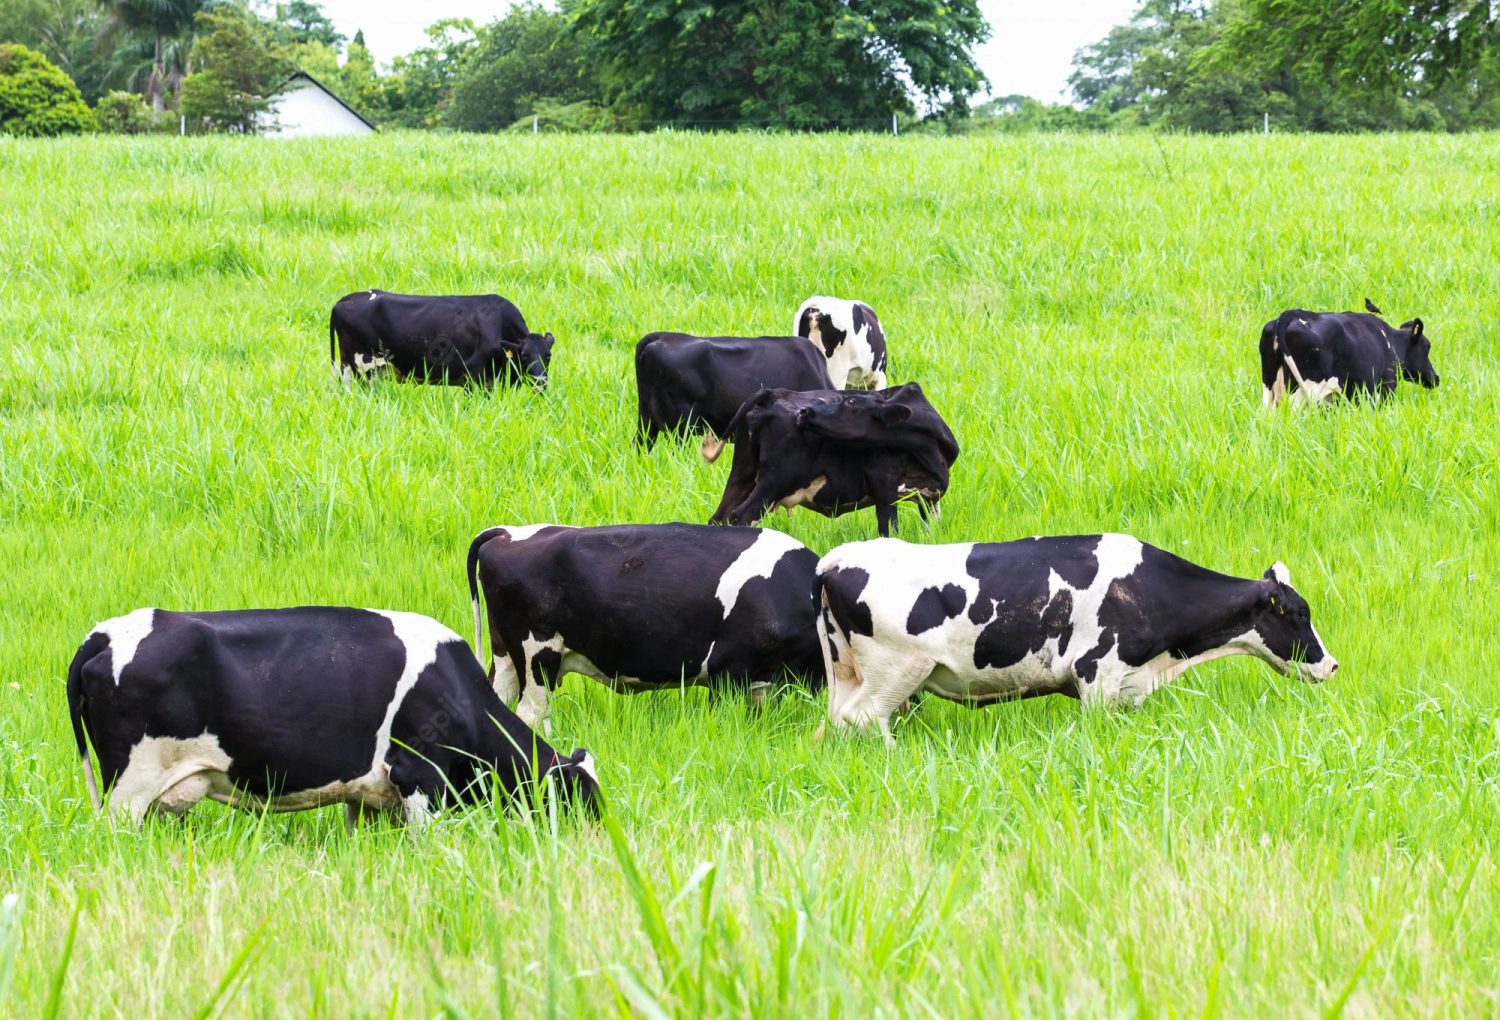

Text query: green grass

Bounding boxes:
[1,129,1498,1015]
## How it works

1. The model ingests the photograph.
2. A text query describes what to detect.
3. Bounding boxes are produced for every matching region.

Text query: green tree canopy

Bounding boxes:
[447,3,597,131]
[0,41,96,134]
[270,1,344,48]
[178,7,289,132]
[571,0,989,129]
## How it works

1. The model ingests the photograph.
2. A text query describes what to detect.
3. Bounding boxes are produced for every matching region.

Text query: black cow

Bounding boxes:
[634,333,833,446]
[466,523,823,728]
[815,535,1338,744]
[330,291,555,387]
[1259,298,1439,408]
[793,295,889,390]
[66,607,598,824]
[705,383,959,537]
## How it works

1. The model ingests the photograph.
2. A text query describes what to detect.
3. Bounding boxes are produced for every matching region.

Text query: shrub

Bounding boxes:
[95,91,156,134]
[0,43,96,136]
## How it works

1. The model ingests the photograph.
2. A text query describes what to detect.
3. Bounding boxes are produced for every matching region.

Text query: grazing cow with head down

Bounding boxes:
[1260,298,1439,408]
[816,534,1337,744]
[634,332,833,446]
[794,296,889,391]
[467,523,823,728]
[704,383,959,537]
[330,290,555,387]
[67,607,598,825]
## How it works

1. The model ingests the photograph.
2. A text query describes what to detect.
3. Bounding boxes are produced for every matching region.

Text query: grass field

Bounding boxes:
[1,130,1498,1016]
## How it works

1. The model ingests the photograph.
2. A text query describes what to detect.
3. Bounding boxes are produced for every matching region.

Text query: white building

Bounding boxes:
[264,73,376,138]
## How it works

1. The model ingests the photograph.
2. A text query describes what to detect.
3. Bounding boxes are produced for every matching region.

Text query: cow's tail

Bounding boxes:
[812,570,864,739]
[466,527,507,664]
[702,388,770,462]
[1273,312,1310,391]
[67,632,105,811]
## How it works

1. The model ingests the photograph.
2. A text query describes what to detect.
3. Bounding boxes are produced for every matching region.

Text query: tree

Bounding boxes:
[178,8,288,132]
[0,0,110,101]
[371,18,479,128]
[0,42,96,134]
[571,0,989,129]
[270,1,343,48]
[99,0,220,111]
[447,4,599,131]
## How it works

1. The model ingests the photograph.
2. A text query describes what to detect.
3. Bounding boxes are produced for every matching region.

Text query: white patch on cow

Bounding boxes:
[402,790,433,827]
[778,475,828,510]
[516,631,564,732]
[353,352,388,376]
[575,752,598,783]
[715,530,806,619]
[108,731,233,822]
[368,290,378,300]
[492,653,521,705]
[1269,562,1290,584]
[794,296,885,390]
[1297,318,1308,327]
[482,523,572,543]
[93,608,155,684]
[1289,375,1342,406]
[368,610,458,772]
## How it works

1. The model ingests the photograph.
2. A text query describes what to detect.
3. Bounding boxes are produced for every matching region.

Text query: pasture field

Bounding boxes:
[0,130,1497,1017]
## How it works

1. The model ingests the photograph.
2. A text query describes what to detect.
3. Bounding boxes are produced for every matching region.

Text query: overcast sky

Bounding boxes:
[315,0,1139,104]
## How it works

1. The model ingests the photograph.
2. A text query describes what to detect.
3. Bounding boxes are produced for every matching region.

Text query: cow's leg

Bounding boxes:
[727,469,804,527]
[827,639,928,749]
[875,501,898,537]
[492,649,522,706]
[516,634,565,735]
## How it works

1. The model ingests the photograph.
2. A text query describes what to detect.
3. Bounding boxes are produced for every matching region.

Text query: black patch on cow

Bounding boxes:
[906,583,967,635]
[1042,589,1074,656]
[531,647,562,686]
[822,566,874,637]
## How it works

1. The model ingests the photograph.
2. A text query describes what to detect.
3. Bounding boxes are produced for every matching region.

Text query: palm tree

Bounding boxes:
[100,0,219,111]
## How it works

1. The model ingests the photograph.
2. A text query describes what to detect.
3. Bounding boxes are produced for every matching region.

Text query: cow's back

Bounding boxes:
[636,333,833,436]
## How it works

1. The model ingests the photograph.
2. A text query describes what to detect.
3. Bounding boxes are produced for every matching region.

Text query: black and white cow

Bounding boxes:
[794,296,889,390]
[466,523,823,727]
[1259,299,1439,408]
[66,607,599,824]
[330,290,555,387]
[815,535,1337,744]
[705,383,959,537]
[634,332,833,445]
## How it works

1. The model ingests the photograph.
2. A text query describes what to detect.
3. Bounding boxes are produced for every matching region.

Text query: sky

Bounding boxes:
[315,0,1140,104]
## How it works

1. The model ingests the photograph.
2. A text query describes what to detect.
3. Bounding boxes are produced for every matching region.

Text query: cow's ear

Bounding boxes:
[877,403,914,425]
[1409,318,1423,338]
[544,331,555,345]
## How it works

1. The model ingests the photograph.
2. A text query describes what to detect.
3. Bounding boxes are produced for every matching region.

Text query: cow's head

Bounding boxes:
[1397,319,1439,388]
[510,331,554,388]
[796,391,909,442]
[549,747,600,818]
[1246,563,1337,682]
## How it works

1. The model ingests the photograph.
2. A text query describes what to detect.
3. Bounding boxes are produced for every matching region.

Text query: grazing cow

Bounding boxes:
[67,607,599,825]
[330,290,555,387]
[467,523,823,728]
[705,383,959,537]
[816,534,1337,744]
[634,332,833,445]
[794,296,889,390]
[1259,298,1439,408]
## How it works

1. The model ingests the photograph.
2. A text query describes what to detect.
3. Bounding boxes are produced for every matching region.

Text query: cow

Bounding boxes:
[466,523,823,728]
[794,296,889,390]
[815,534,1338,745]
[634,332,833,446]
[704,383,959,537]
[1259,298,1439,408]
[330,291,555,387]
[66,606,599,825]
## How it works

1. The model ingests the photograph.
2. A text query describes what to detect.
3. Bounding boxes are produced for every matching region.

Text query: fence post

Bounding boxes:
[533,114,539,135]
[180,115,185,136]
[892,113,898,136]
[1264,112,1269,134]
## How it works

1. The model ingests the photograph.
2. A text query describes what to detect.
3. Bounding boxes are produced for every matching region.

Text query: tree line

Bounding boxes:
[1,0,1497,136]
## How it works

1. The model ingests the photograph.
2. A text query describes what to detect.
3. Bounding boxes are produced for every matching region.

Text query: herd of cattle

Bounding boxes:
[67,289,1437,828]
